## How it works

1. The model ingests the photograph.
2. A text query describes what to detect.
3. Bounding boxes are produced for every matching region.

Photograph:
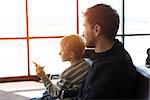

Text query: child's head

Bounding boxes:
[60,34,86,62]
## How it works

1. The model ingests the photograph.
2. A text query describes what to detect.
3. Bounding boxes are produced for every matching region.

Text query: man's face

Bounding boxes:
[83,17,95,47]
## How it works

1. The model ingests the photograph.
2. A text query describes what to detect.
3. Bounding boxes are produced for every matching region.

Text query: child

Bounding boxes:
[32,35,90,100]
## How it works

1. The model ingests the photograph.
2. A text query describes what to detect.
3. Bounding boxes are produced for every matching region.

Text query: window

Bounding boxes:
[0,0,75,78]
[0,0,150,79]
[125,36,150,65]
[0,0,27,77]
[124,0,150,66]
[0,0,26,37]
[0,40,28,77]
[29,0,76,36]
[125,0,150,34]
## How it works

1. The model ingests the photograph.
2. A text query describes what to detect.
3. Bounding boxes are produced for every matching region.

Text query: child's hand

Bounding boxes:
[32,61,46,79]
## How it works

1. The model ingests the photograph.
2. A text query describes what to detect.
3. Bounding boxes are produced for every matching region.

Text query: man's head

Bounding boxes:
[83,4,120,47]
[60,35,86,62]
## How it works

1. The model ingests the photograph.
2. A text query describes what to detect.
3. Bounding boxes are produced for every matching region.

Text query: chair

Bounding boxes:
[134,66,150,100]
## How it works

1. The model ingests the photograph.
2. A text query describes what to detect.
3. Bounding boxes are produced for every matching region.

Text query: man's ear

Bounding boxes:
[94,24,102,36]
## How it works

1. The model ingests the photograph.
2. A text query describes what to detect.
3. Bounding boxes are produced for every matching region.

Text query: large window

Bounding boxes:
[0,0,75,78]
[0,0,150,79]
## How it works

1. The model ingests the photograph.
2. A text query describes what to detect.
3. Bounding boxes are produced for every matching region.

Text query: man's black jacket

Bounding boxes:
[79,39,136,99]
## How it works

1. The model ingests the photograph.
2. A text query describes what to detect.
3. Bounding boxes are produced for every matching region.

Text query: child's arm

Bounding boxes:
[32,61,61,97]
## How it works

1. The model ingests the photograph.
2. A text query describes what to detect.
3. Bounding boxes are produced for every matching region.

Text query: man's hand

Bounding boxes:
[32,61,46,79]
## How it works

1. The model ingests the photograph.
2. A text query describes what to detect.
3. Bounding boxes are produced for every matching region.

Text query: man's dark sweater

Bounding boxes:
[79,39,136,99]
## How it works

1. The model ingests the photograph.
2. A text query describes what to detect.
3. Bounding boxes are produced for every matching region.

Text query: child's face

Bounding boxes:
[59,44,71,62]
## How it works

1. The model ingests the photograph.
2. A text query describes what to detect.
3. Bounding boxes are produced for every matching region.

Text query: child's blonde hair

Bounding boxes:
[61,34,86,59]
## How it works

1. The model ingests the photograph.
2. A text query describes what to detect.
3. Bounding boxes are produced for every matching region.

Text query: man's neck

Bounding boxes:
[95,39,114,53]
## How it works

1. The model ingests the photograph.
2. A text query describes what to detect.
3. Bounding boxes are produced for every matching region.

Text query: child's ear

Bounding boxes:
[70,51,75,58]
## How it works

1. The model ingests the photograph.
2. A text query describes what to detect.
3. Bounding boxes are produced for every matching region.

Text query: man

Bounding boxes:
[78,3,136,99]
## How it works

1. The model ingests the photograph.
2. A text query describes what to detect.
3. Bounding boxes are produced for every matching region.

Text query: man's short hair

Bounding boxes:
[84,4,120,40]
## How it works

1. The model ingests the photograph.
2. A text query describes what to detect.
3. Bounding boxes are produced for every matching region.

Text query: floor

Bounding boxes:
[0,81,51,100]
